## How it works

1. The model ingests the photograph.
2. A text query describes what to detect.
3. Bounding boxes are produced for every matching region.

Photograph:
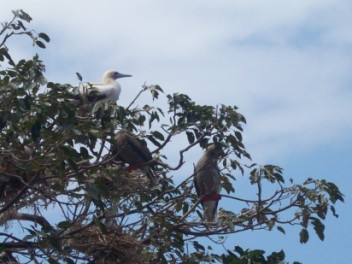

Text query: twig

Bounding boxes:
[126,84,148,110]
[178,199,201,222]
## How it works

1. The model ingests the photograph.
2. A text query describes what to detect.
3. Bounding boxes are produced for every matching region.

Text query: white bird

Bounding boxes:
[194,144,222,222]
[78,70,132,103]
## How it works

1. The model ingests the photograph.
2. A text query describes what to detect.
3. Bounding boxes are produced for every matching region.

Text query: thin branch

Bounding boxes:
[12,213,52,230]
[178,199,202,222]
[126,84,148,110]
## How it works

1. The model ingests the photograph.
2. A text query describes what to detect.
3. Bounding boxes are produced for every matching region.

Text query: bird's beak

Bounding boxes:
[116,73,132,79]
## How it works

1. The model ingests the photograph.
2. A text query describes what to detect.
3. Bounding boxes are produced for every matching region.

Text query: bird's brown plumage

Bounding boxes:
[194,144,222,222]
[112,130,156,182]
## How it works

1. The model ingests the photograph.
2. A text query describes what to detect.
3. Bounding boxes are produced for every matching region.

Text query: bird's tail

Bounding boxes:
[202,200,218,222]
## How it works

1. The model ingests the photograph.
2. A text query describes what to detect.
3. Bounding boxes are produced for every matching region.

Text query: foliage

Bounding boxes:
[0,11,344,263]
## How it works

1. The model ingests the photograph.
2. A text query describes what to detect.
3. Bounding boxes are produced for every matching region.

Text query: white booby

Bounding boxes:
[194,144,222,222]
[78,70,132,103]
[112,130,157,182]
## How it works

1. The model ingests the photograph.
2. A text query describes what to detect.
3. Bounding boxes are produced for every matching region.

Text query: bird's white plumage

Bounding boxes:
[78,70,131,103]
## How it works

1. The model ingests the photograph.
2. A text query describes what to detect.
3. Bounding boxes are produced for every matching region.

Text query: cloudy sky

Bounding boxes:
[1,1,352,263]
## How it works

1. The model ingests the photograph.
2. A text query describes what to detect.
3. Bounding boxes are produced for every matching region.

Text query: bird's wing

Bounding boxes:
[126,135,153,163]
[77,83,108,102]
[194,166,202,196]
[114,131,156,182]
[78,82,120,102]
[94,83,121,102]
[194,154,220,194]
[114,132,153,165]
[195,164,220,222]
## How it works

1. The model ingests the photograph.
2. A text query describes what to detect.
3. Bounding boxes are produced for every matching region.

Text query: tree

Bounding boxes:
[0,10,344,263]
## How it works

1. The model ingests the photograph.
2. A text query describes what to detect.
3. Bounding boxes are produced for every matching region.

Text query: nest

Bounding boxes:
[95,166,151,195]
[65,225,147,263]
[0,153,49,207]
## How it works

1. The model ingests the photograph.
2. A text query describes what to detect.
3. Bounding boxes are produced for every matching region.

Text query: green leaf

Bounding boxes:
[193,241,205,252]
[149,111,160,128]
[151,130,164,141]
[316,203,327,220]
[277,226,285,234]
[299,228,309,243]
[267,250,285,263]
[330,205,339,218]
[234,246,245,256]
[80,147,90,159]
[35,40,46,49]
[76,72,83,82]
[57,221,73,229]
[248,249,266,258]
[63,258,75,264]
[311,218,325,241]
[13,9,32,22]
[186,130,195,144]
[31,120,41,141]
[38,32,50,42]
[234,131,242,142]
[221,175,235,194]
[48,236,61,250]
[154,84,164,92]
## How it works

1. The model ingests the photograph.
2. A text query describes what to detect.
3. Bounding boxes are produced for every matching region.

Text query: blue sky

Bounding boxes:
[1,1,352,263]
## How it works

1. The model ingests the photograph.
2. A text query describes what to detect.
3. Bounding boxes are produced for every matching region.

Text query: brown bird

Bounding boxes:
[112,130,156,182]
[194,144,222,222]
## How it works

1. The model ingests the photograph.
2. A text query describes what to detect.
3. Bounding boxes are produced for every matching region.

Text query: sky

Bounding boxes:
[1,1,352,263]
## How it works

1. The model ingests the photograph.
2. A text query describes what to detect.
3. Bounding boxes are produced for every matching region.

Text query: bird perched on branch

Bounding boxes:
[77,70,132,103]
[112,130,157,182]
[194,144,222,222]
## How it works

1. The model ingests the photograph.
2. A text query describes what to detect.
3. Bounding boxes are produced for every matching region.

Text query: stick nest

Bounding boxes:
[66,224,147,263]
